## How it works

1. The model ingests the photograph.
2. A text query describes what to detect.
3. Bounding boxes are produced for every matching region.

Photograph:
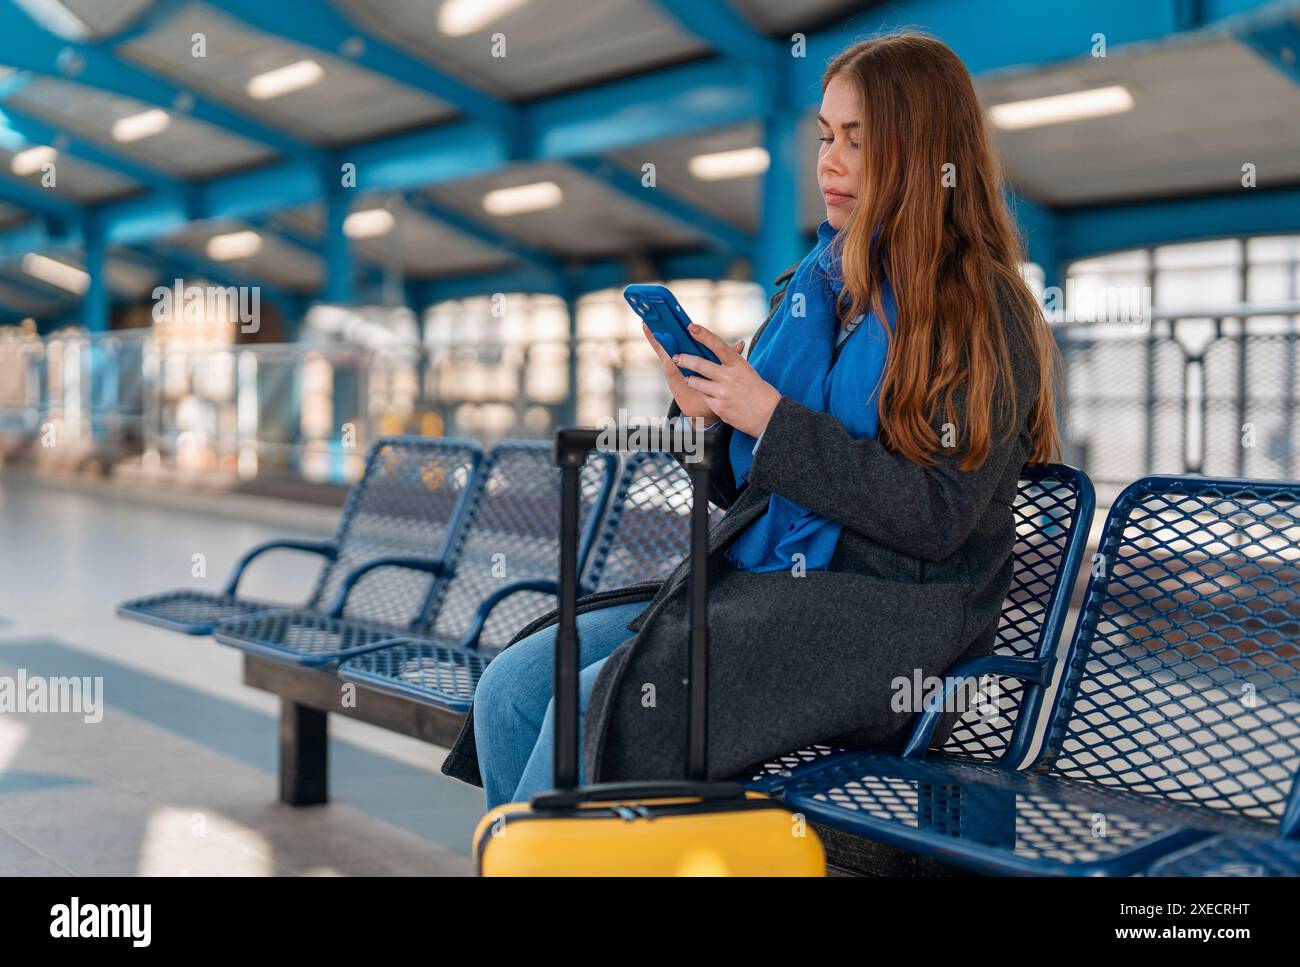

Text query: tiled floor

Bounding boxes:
[0,472,480,876]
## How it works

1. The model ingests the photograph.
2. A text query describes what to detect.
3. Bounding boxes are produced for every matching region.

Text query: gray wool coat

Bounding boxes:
[441,264,1040,789]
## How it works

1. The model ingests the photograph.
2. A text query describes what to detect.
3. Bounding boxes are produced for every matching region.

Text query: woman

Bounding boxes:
[442,32,1061,808]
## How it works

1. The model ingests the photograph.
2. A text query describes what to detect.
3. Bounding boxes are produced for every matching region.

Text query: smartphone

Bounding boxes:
[624,284,721,379]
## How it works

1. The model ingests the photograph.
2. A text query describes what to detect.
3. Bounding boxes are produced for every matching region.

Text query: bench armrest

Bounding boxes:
[455,579,567,650]
[325,556,448,618]
[900,655,1050,760]
[222,539,337,596]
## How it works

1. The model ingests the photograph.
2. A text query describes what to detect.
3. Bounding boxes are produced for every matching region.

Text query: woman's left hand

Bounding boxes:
[673,323,782,438]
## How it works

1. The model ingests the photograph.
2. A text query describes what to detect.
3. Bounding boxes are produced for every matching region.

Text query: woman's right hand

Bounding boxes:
[641,323,743,422]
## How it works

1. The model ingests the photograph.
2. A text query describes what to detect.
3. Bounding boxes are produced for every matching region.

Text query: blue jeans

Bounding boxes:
[473,599,650,809]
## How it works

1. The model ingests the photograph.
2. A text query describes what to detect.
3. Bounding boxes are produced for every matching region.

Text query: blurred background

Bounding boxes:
[0,0,1296,504]
[1,0,1300,877]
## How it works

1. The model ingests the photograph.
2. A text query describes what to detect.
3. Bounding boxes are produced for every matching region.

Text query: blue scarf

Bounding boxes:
[725,220,896,573]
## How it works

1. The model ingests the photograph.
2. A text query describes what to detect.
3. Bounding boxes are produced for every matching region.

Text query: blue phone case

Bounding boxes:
[624,284,721,378]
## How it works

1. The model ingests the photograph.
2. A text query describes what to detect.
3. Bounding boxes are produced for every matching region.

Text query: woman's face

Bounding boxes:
[817,73,862,231]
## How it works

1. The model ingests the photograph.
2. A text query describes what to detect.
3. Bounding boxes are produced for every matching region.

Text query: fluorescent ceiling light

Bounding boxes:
[989,85,1134,130]
[12,0,90,42]
[112,108,170,143]
[246,59,324,100]
[688,146,770,181]
[22,252,88,294]
[11,145,56,176]
[344,208,395,239]
[438,0,528,36]
[206,230,262,261]
[482,180,562,216]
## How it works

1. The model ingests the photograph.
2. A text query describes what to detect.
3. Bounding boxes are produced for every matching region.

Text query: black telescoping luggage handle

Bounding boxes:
[530,780,746,810]
[551,426,716,791]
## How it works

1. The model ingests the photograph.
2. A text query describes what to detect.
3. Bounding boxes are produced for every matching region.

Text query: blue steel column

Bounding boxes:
[756,106,801,295]
[1010,194,1064,293]
[279,295,304,342]
[82,218,109,332]
[322,169,354,306]
[404,277,429,319]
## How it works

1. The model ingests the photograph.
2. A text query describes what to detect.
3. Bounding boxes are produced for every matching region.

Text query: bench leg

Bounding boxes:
[279,700,328,806]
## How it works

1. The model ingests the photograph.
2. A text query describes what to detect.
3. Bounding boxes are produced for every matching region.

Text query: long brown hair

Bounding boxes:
[824,33,1060,469]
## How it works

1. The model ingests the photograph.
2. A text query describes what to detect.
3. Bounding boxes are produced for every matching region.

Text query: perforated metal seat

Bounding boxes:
[745,463,1096,792]
[338,450,724,709]
[781,475,1300,875]
[117,437,481,635]
[215,441,617,667]
[1147,834,1300,876]
[117,589,283,635]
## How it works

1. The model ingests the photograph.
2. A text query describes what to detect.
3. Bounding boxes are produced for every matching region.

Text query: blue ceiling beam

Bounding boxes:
[0,101,181,189]
[245,215,326,257]
[15,187,1297,309]
[567,155,754,255]
[529,59,762,159]
[402,191,564,276]
[206,0,517,129]
[95,182,199,245]
[122,242,299,311]
[425,248,740,303]
[0,56,738,251]
[347,121,510,192]
[653,1,791,292]
[246,214,384,286]
[795,0,1299,105]
[0,232,160,302]
[0,174,80,223]
[0,217,75,260]
[1236,6,1300,84]
[653,0,781,63]
[98,0,191,44]
[1,1,1297,282]
[1059,184,1300,262]
[0,2,319,159]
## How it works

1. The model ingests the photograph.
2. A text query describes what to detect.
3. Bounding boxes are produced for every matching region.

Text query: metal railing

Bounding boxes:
[1055,302,1300,485]
[0,328,148,458]
[4,302,1296,488]
[0,328,671,484]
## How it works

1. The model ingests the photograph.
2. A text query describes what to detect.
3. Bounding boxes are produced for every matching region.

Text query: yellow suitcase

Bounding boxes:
[473,428,825,876]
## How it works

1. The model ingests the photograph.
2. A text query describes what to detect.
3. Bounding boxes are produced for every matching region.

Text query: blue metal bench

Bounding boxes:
[336,449,723,710]
[213,441,617,667]
[116,437,481,635]
[744,463,1096,792]
[776,474,1300,876]
[1147,834,1300,876]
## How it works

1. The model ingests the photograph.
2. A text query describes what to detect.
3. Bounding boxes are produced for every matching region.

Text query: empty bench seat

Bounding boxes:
[214,441,616,667]
[117,437,481,635]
